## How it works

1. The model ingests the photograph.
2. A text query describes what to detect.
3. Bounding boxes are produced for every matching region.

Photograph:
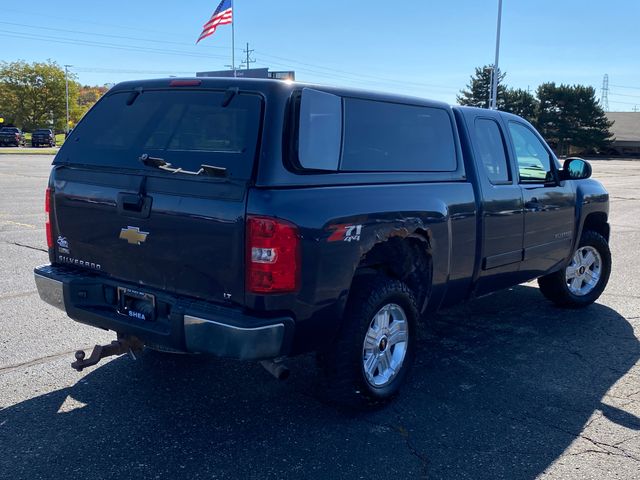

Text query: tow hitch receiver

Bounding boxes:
[71,335,144,372]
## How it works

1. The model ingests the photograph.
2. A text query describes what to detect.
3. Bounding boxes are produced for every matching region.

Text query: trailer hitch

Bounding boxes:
[71,335,144,372]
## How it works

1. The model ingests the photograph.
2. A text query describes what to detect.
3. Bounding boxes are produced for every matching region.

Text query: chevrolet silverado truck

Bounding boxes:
[0,127,26,147]
[31,128,56,147]
[34,78,611,407]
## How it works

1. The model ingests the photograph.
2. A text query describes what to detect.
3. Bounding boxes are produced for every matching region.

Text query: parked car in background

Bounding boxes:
[31,129,56,147]
[0,127,26,147]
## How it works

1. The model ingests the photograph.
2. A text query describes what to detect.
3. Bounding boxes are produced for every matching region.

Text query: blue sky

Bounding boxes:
[3,0,640,110]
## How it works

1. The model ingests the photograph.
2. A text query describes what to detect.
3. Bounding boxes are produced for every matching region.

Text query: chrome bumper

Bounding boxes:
[34,265,291,360]
[34,272,65,311]
[184,315,286,360]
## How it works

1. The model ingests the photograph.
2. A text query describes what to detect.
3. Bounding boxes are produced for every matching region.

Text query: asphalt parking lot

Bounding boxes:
[1,155,639,480]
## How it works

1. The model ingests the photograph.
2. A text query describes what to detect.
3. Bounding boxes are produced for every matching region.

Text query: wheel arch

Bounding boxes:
[582,211,610,242]
[350,232,433,316]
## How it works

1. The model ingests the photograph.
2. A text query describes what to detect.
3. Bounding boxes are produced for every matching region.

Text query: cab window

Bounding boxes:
[508,122,554,183]
[474,118,510,184]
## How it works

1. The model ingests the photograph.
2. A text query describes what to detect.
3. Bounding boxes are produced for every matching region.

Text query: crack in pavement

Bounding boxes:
[6,241,47,253]
[610,197,640,202]
[601,291,640,300]
[362,416,430,479]
[0,346,94,376]
[491,408,640,462]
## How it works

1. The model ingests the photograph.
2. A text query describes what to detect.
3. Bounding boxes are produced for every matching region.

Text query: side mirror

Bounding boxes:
[561,157,592,180]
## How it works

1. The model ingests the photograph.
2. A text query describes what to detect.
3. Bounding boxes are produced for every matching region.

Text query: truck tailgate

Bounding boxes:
[51,166,247,305]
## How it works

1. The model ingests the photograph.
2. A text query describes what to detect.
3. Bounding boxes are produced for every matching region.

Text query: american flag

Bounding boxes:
[197,0,233,44]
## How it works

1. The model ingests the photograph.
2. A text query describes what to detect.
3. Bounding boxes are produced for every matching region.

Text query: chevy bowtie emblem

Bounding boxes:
[119,226,149,245]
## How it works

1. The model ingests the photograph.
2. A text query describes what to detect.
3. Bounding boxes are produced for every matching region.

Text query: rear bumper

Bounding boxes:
[34,264,293,360]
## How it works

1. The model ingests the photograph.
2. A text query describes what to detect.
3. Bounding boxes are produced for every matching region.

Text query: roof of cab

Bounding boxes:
[108,77,452,110]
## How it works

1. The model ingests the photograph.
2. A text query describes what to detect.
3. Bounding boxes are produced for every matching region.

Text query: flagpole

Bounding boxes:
[232,0,236,77]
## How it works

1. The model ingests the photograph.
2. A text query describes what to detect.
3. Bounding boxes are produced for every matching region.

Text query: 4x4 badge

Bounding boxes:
[119,226,149,245]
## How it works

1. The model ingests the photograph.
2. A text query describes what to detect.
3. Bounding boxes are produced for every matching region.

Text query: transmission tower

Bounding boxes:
[601,74,609,112]
[241,42,256,70]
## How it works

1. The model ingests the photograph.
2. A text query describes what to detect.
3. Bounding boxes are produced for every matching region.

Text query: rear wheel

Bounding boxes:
[318,274,418,409]
[538,230,611,308]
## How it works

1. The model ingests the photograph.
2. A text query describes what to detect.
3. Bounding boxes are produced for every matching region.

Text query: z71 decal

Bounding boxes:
[328,224,363,243]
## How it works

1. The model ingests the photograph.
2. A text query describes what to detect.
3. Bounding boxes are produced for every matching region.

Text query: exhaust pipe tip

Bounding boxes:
[260,359,290,380]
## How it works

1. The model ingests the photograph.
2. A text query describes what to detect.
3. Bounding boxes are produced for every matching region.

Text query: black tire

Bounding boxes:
[317,274,418,409]
[538,230,611,308]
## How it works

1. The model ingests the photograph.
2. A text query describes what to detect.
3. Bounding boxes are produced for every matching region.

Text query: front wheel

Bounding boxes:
[538,230,611,308]
[317,274,418,409]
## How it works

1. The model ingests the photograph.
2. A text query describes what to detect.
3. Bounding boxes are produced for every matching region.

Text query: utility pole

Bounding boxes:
[490,0,503,110]
[64,65,72,134]
[600,74,609,112]
[241,42,256,70]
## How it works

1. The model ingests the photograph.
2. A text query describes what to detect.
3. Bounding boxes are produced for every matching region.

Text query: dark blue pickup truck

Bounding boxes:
[31,129,56,148]
[0,127,26,147]
[34,78,611,407]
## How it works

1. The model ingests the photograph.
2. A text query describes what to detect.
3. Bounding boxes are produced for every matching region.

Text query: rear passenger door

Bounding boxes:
[465,112,525,295]
[506,121,576,277]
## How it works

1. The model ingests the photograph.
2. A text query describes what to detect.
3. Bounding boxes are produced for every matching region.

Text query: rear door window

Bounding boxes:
[340,99,457,172]
[58,89,263,179]
[473,118,511,184]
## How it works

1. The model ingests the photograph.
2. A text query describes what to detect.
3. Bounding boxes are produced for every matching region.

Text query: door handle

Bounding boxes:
[525,197,543,211]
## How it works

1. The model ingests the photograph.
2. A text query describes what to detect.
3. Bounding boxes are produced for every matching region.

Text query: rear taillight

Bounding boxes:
[45,187,53,249]
[246,216,300,294]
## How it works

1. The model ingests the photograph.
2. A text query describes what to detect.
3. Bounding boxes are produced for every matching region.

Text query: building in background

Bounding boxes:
[196,68,295,81]
[606,112,640,156]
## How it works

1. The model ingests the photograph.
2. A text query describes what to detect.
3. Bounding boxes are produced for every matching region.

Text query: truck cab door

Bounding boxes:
[464,113,525,296]
[505,121,576,278]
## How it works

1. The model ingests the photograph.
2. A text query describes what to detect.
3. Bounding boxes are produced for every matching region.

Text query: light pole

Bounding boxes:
[490,0,503,110]
[64,64,72,134]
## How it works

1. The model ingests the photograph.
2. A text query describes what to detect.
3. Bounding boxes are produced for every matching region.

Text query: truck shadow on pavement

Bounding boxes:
[1,285,639,479]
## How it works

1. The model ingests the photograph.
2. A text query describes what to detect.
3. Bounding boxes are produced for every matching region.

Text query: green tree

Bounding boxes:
[536,83,613,155]
[76,84,108,120]
[0,60,80,132]
[457,65,506,109]
[502,88,538,123]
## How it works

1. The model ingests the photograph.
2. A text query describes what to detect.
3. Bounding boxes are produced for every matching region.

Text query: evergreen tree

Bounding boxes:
[502,88,538,123]
[536,83,613,155]
[457,65,506,109]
